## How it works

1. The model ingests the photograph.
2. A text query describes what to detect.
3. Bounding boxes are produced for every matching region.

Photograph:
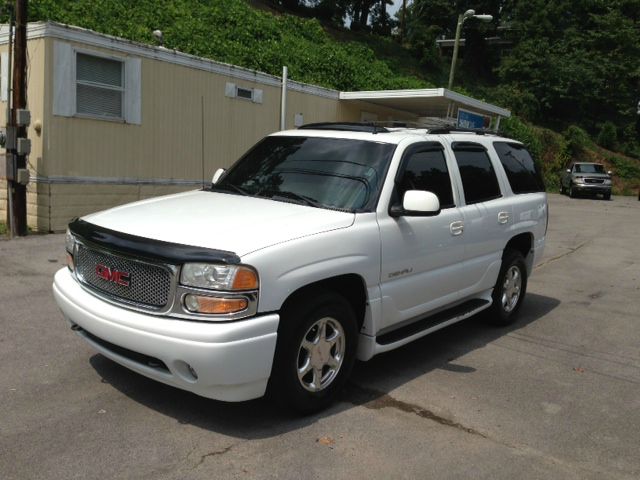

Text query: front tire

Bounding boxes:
[487,250,528,326]
[268,291,358,413]
[569,185,577,198]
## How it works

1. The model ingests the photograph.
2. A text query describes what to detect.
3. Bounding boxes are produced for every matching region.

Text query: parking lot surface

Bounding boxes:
[1,193,639,480]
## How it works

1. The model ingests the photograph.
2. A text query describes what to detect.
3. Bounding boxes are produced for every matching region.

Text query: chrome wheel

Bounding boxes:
[501,265,522,313]
[297,317,345,392]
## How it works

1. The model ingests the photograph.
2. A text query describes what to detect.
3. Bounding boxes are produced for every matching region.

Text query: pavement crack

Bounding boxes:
[346,384,487,438]
[534,240,589,270]
[191,443,236,470]
[347,384,632,479]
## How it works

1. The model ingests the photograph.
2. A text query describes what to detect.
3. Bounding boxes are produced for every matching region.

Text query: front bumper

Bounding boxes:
[53,268,279,402]
[572,183,611,194]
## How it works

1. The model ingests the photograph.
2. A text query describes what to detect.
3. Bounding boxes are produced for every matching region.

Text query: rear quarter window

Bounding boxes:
[494,142,545,194]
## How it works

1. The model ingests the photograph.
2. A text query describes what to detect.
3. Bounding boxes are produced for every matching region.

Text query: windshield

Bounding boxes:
[575,164,605,174]
[214,136,396,211]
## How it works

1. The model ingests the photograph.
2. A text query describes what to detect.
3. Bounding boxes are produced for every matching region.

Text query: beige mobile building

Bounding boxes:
[0,22,510,232]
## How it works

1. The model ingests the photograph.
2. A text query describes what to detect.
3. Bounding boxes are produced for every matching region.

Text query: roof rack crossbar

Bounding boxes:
[427,127,488,135]
[298,122,389,134]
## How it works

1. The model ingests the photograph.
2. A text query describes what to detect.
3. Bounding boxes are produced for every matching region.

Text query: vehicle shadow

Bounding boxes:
[90,292,559,439]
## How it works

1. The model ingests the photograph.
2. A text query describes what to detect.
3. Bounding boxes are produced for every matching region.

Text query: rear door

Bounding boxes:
[449,141,512,297]
[378,142,465,330]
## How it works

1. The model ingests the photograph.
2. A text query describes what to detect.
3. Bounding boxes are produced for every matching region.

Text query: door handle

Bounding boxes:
[498,211,510,224]
[450,221,464,236]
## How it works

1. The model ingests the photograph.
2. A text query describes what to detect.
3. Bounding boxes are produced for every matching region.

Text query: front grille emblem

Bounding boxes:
[96,263,131,287]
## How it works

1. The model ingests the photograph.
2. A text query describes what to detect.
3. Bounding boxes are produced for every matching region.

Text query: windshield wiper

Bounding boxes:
[263,190,322,208]
[212,183,251,196]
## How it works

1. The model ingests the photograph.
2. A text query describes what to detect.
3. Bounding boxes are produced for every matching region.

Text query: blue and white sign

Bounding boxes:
[457,108,489,129]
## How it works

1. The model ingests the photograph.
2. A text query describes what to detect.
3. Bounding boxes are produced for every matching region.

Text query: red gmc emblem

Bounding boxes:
[95,263,131,287]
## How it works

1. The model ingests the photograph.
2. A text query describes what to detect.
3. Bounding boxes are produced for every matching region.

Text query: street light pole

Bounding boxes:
[447,9,493,91]
[447,13,465,90]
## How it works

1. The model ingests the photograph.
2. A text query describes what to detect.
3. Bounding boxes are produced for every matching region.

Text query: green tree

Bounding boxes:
[498,0,640,131]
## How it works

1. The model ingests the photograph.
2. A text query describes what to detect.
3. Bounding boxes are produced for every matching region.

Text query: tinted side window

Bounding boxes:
[397,148,455,208]
[452,143,501,204]
[494,142,545,193]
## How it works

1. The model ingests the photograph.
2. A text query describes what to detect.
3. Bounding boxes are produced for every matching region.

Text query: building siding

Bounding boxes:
[2,29,417,232]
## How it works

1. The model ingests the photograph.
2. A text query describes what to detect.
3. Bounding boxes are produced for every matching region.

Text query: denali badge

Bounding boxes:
[95,263,131,287]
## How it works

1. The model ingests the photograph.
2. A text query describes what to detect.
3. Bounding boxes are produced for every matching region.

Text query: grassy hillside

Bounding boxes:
[27,0,431,91]
[22,0,640,195]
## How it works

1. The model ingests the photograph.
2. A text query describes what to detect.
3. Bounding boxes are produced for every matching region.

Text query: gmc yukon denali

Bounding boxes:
[53,124,548,412]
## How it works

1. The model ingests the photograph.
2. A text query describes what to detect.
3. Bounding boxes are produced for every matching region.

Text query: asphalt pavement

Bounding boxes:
[1,193,639,479]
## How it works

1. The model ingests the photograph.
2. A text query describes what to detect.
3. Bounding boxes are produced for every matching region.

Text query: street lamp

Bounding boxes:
[447,9,493,90]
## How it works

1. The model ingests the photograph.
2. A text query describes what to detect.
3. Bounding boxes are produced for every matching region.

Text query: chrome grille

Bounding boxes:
[585,178,604,184]
[76,245,172,308]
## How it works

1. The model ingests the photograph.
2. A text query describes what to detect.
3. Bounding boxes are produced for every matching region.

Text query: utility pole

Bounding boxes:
[400,0,407,44]
[7,0,28,236]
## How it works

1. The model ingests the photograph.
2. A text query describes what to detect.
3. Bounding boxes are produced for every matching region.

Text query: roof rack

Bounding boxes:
[298,122,389,134]
[428,127,488,135]
[298,121,497,135]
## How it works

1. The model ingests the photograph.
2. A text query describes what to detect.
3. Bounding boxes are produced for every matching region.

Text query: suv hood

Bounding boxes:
[82,190,355,257]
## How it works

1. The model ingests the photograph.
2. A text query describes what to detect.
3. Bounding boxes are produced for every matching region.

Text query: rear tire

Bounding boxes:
[560,182,566,195]
[487,250,528,326]
[268,291,358,414]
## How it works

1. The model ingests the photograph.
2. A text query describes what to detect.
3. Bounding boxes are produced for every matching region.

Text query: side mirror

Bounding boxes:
[566,169,571,173]
[607,170,613,175]
[212,168,226,185]
[389,190,441,217]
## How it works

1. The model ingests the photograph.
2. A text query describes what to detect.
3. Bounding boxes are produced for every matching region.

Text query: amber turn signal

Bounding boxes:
[232,268,259,290]
[66,253,75,271]
[184,294,248,314]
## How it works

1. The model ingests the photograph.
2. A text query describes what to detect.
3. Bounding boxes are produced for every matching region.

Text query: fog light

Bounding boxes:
[184,294,248,314]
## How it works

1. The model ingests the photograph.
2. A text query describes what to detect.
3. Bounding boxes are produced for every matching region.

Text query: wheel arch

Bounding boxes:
[280,274,368,332]
[504,232,534,274]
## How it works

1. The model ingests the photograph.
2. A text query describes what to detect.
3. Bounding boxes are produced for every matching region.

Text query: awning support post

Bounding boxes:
[280,66,288,131]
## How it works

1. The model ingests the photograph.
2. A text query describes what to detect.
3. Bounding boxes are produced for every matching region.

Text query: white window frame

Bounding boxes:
[224,82,263,104]
[73,48,125,121]
[53,41,142,125]
[1,52,9,102]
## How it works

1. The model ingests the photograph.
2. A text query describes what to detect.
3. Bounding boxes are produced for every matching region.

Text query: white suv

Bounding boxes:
[53,124,548,412]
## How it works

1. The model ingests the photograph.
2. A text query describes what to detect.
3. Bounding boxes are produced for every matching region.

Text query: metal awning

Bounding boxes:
[339,88,510,120]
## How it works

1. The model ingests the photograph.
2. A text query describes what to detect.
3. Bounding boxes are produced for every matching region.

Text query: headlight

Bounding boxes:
[603,179,611,185]
[65,228,76,253]
[65,229,76,271]
[573,176,584,183]
[180,263,259,291]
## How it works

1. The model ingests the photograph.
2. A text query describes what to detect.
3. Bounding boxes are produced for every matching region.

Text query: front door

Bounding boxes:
[378,143,465,331]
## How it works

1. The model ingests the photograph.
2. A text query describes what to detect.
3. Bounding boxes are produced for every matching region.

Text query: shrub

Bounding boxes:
[563,125,591,156]
[500,117,543,161]
[597,121,618,150]
[608,156,640,180]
